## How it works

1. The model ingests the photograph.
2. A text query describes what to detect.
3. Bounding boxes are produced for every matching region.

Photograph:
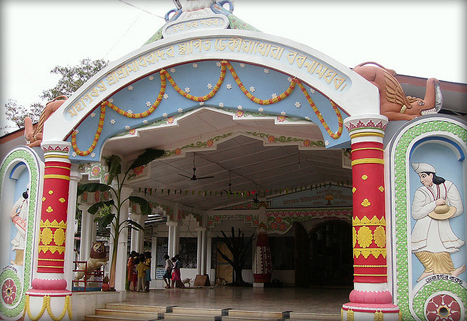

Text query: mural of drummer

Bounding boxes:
[411,163,465,282]
[9,186,29,266]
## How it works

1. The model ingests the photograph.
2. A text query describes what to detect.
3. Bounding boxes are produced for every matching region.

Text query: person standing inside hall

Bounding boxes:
[163,254,173,288]
[136,253,149,292]
[127,251,137,291]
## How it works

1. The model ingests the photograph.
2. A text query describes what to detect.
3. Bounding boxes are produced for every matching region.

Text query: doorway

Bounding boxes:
[309,220,353,286]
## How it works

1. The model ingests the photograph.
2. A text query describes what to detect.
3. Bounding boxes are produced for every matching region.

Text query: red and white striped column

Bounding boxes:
[341,116,400,321]
[25,142,72,321]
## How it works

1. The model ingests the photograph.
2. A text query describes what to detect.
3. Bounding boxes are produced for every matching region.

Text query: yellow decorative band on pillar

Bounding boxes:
[353,273,388,277]
[45,165,73,170]
[350,132,384,139]
[44,154,70,159]
[43,174,70,181]
[353,216,386,226]
[353,265,387,268]
[351,158,384,166]
[353,248,387,259]
[351,147,384,153]
[38,245,66,255]
[36,265,66,269]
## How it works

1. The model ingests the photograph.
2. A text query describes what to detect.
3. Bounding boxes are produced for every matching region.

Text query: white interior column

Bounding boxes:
[196,227,203,275]
[130,212,143,253]
[151,233,157,283]
[64,164,81,291]
[167,221,178,257]
[79,203,92,262]
[173,222,180,256]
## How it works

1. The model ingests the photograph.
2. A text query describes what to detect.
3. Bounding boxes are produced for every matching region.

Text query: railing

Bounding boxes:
[72,260,104,292]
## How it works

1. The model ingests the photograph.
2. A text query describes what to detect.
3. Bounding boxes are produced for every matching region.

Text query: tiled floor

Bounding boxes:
[123,286,352,315]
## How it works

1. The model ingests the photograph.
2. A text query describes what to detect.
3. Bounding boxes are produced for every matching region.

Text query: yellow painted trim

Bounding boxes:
[44,154,69,159]
[45,165,71,170]
[351,147,384,153]
[350,132,384,139]
[353,265,387,268]
[36,265,64,269]
[352,158,384,166]
[43,174,70,180]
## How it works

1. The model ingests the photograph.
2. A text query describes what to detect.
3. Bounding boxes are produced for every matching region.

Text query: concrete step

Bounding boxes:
[164,313,221,320]
[172,306,227,315]
[94,308,161,319]
[85,314,160,321]
[227,309,286,319]
[289,312,341,320]
[222,317,284,321]
[105,302,168,313]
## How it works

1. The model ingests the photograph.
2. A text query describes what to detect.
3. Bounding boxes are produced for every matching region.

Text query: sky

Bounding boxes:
[1,0,465,134]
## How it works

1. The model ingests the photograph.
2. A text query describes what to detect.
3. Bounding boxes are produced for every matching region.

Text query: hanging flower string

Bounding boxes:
[71,104,106,156]
[295,80,343,139]
[71,60,343,156]
[105,72,167,118]
[163,63,227,101]
[225,61,296,104]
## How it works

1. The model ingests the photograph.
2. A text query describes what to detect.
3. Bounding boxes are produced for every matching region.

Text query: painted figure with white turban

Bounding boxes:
[411,163,465,281]
[9,187,29,266]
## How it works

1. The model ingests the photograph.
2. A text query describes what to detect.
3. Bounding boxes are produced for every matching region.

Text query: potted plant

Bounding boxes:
[102,275,110,291]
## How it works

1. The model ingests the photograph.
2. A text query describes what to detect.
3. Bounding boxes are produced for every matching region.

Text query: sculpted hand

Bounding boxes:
[435,199,446,206]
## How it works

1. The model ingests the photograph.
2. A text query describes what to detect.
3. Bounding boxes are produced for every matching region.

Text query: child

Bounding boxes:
[163,254,173,289]
[144,252,152,292]
[136,254,148,292]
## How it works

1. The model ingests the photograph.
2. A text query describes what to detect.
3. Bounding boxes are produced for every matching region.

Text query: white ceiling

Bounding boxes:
[102,108,351,212]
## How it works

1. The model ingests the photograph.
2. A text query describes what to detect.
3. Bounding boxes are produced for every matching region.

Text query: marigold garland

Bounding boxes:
[225,61,296,104]
[71,60,344,156]
[163,62,226,101]
[296,80,343,139]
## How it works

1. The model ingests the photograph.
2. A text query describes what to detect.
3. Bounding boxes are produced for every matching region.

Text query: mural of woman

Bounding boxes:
[411,163,465,282]
[9,186,29,266]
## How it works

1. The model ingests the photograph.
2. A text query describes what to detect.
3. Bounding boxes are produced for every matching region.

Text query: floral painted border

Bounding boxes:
[0,147,41,318]
[266,209,352,233]
[112,107,325,159]
[391,118,467,320]
[207,214,259,228]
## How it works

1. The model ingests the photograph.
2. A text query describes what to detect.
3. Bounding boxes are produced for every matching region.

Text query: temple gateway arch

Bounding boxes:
[1,1,466,321]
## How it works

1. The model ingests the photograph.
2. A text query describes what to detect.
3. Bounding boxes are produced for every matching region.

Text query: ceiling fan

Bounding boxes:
[179,154,214,181]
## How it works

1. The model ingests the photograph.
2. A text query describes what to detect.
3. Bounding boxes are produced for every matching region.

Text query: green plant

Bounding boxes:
[77,148,165,290]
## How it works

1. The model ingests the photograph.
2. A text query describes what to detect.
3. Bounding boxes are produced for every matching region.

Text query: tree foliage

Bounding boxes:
[3,58,108,131]
[217,227,255,286]
[40,58,108,101]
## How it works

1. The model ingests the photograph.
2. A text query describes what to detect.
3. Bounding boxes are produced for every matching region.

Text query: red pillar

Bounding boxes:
[341,116,399,321]
[25,142,72,321]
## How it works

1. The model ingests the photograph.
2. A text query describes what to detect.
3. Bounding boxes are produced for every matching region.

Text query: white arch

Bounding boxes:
[44,29,379,142]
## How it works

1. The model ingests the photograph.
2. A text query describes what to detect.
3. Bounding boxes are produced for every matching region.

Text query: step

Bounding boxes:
[105,302,168,313]
[172,306,227,315]
[221,316,284,321]
[94,308,160,319]
[85,314,160,321]
[163,313,221,320]
[289,312,341,320]
[227,309,286,318]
